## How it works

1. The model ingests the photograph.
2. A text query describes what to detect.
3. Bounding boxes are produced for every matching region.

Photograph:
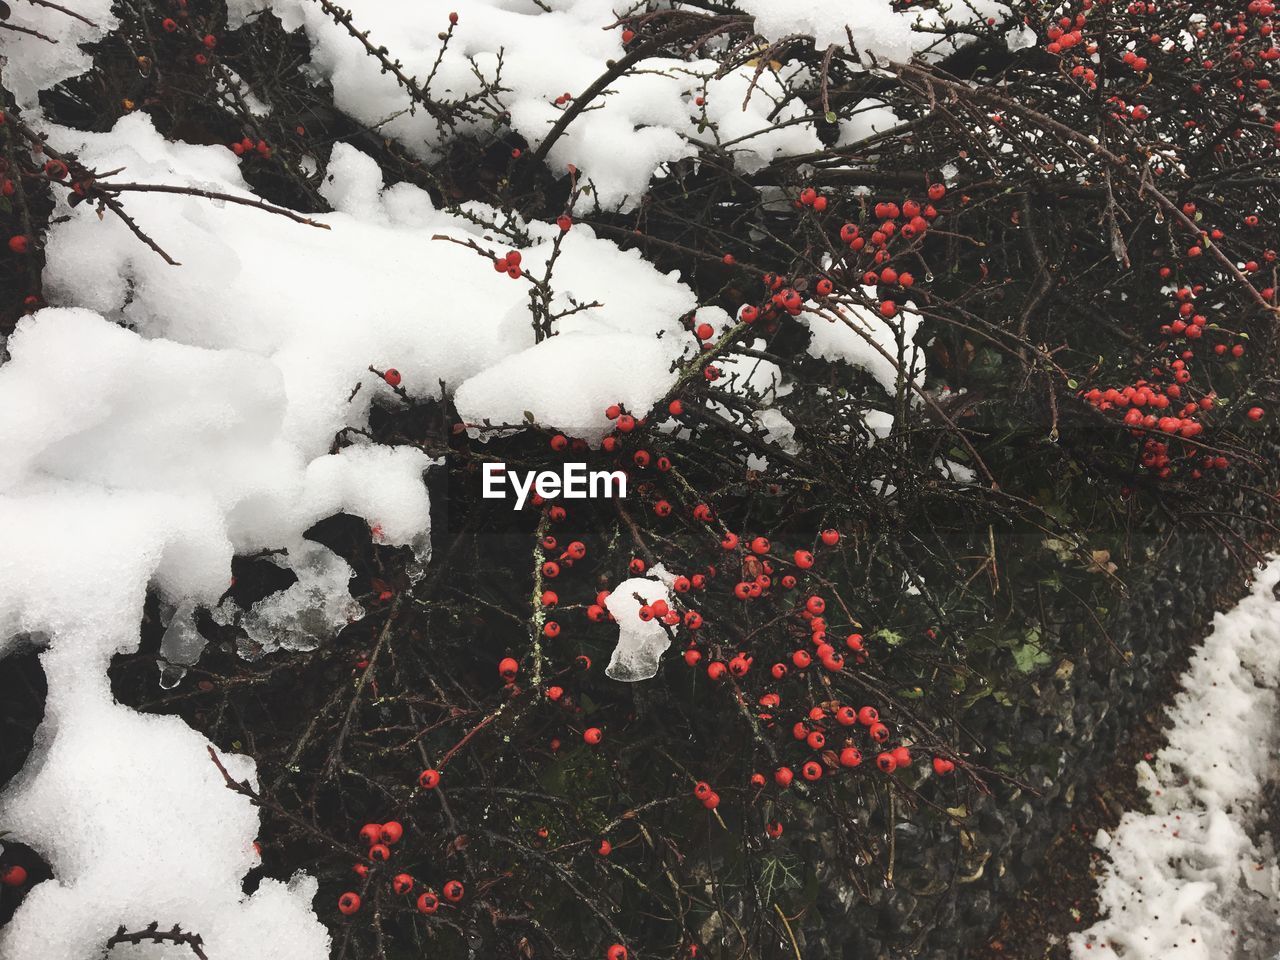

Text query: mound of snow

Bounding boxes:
[1072,557,1280,960]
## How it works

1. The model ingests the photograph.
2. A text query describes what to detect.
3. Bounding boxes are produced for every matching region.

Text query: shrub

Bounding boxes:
[1,0,1278,957]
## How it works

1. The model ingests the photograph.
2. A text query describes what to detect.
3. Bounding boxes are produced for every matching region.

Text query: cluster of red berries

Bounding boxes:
[494,249,523,279]
[229,137,272,159]
[512,416,962,840]
[338,820,463,917]
[159,13,218,63]
[731,183,945,329]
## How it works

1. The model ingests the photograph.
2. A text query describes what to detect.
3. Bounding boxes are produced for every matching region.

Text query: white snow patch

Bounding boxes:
[1072,557,1280,960]
[0,0,117,108]
[801,294,924,394]
[735,0,1012,59]
[604,576,677,682]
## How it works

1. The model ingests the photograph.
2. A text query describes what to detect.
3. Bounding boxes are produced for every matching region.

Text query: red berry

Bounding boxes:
[793,549,814,569]
[583,727,603,745]
[338,892,362,915]
[383,368,401,387]
[932,756,955,776]
[608,945,629,960]
[1248,406,1265,421]
[380,821,404,844]
[392,873,414,894]
[1,865,27,887]
[359,823,382,845]
[443,879,465,902]
[499,657,519,680]
[774,766,793,787]
[368,843,391,861]
[7,235,29,254]
[162,17,177,31]
[801,760,823,781]
[416,891,440,913]
[419,768,441,789]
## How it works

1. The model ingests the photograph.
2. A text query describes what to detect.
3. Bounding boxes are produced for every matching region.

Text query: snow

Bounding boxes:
[802,294,925,394]
[0,100,700,960]
[736,0,1011,60]
[1072,557,1280,960]
[217,0,1016,210]
[0,0,117,108]
[605,576,677,682]
[837,99,901,148]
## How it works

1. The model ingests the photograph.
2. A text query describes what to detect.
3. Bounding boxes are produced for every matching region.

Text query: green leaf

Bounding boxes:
[872,627,905,647]
[1013,641,1050,673]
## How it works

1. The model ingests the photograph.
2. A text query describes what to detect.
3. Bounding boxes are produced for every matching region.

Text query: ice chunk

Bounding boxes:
[159,600,206,688]
[215,542,364,655]
[604,576,677,682]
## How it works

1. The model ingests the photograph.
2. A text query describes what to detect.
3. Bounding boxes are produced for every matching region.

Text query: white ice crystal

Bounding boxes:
[604,576,678,682]
[214,541,365,656]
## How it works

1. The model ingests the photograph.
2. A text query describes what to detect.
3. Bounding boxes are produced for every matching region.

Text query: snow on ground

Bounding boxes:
[1072,557,1280,960]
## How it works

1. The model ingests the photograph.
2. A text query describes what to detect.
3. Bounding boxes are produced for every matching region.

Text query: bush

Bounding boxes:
[1,0,1278,958]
